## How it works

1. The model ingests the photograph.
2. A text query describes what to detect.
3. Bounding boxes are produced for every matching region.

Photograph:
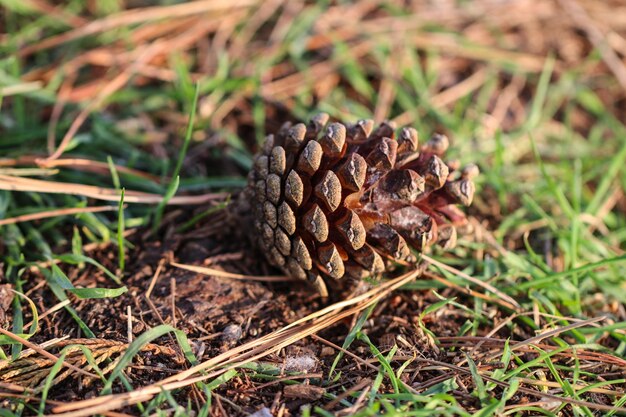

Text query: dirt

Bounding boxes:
[5,200,624,415]
[6,196,467,415]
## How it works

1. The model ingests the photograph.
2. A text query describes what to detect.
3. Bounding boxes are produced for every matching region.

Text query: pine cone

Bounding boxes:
[245,113,478,296]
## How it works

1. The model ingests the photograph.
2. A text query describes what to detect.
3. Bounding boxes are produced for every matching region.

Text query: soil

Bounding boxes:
[7,196,478,415]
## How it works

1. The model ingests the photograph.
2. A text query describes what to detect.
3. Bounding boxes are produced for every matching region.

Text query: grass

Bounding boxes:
[1,0,626,415]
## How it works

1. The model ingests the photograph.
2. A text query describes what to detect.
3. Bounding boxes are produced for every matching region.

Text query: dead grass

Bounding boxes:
[1,0,626,415]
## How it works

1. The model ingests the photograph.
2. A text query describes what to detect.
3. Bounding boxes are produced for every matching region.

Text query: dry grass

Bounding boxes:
[2,0,626,415]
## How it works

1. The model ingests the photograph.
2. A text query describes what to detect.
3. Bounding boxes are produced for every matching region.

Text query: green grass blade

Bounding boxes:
[153,83,200,231]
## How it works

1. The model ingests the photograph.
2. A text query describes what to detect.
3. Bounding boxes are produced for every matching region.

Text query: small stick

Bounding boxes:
[126,306,133,344]
[0,206,120,227]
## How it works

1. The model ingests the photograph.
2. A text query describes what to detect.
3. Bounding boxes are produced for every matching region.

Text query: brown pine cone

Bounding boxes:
[245,114,478,296]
